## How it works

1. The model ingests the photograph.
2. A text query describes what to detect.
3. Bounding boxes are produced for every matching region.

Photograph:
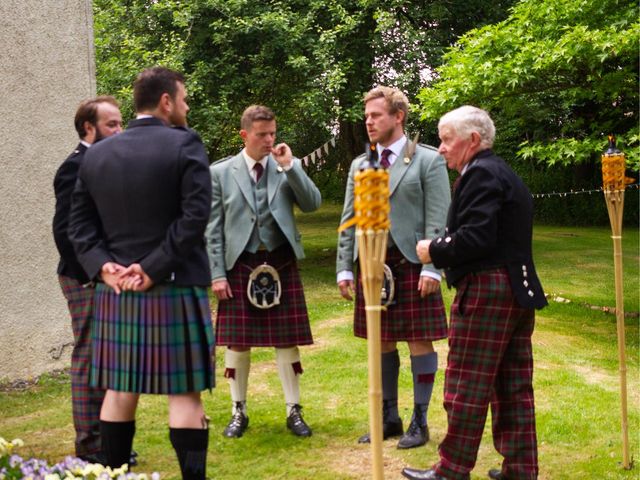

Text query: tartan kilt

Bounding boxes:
[354,247,447,341]
[90,283,215,394]
[216,245,313,347]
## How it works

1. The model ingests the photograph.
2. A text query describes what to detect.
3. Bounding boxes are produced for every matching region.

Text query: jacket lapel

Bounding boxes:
[232,153,256,212]
[267,156,284,204]
[389,145,411,196]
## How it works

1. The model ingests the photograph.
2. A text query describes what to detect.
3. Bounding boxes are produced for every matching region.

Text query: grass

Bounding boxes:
[1,202,638,479]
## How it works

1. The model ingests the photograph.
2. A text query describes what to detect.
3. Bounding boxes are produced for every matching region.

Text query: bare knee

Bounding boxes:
[408,341,434,356]
[381,341,398,353]
[101,391,139,421]
[168,392,207,429]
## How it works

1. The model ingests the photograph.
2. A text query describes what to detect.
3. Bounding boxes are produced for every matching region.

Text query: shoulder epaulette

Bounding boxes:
[418,143,438,152]
[211,155,234,166]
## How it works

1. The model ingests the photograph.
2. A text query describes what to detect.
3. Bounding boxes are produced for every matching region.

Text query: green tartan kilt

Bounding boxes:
[90,283,216,394]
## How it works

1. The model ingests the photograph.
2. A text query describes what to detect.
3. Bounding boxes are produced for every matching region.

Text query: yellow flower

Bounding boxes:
[0,437,23,455]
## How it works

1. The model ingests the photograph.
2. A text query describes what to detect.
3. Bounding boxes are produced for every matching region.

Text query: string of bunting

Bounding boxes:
[299,136,639,198]
[532,183,639,198]
[301,137,337,166]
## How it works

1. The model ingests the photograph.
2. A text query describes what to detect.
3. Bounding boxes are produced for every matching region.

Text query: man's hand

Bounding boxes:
[416,239,432,264]
[100,262,126,294]
[338,280,355,301]
[271,143,293,169]
[418,276,440,298]
[119,264,154,292]
[211,279,233,300]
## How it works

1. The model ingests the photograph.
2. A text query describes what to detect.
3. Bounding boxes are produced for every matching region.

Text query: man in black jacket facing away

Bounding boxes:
[69,67,214,480]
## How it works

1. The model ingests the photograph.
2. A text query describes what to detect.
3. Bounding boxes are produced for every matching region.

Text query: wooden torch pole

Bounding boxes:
[601,137,631,469]
[340,163,390,480]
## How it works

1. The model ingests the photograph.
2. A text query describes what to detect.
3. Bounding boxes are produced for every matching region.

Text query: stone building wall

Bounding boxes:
[0,0,95,380]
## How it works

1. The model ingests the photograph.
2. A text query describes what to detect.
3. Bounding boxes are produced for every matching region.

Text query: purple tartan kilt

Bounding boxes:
[355,247,448,341]
[216,245,313,347]
[91,283,215,394]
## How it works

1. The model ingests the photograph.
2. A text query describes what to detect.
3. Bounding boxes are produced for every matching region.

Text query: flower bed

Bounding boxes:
[0,437,159,480]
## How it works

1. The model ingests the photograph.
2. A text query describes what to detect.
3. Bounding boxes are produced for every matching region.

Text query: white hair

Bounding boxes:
[438,105,495,149]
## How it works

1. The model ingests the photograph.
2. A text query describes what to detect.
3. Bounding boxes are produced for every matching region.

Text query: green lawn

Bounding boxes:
[1,202,638,479]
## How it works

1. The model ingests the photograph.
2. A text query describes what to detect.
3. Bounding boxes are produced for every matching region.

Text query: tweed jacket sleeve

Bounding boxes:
[418,149,450,276]
[206,162,227,281]
[336,155,364,274]
[283,159,322,212]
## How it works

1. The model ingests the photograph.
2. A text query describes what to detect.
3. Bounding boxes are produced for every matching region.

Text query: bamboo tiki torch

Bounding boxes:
[601,135,631,469]
[339,144,391,479]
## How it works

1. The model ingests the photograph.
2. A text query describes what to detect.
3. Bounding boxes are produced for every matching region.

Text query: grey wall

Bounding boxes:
[0,1,95,380]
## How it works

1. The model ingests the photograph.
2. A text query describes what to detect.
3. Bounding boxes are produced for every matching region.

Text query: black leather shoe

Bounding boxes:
[358,418,403,443]
[287,404,312,437]
[401,467,448,480]
[397,406,429,449]
[223,410,249,438]
[78,452,106,465]
[488,469,508,479]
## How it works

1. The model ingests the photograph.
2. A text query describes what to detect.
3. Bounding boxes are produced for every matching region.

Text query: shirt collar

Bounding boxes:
[377,135,407,165]
[242,148,268,170]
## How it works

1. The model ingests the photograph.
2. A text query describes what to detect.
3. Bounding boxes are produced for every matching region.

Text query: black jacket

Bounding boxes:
[69,117,212,286]
[53,143,90,283]
[429,149,547,310]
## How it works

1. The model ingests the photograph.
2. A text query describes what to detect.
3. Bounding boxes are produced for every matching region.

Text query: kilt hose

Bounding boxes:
[216,245,313,347]
[58,275,104,457]
[435,268,538,480]
[354,247,448,342]
[91,283,215,394]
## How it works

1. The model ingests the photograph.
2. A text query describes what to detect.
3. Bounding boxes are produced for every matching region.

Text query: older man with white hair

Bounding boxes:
[402,106,547,480]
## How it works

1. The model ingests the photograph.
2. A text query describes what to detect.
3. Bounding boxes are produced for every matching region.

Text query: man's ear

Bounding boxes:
[239,129,248,141]
[159,92,172,113]
[470,131,482,147]
[395,110,405,126]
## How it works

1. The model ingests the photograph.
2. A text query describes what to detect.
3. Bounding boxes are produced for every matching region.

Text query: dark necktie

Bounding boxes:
[253,162,264,182]
[452,175,462,193]
[380,149,392,169]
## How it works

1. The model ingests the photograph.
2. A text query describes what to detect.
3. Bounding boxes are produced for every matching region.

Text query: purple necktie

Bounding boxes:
[253,162,264,182]
[380,149,392,169]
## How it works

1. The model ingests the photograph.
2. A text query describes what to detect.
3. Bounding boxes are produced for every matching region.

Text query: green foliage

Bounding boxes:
[417,0,639,170]
[94,0,515,169]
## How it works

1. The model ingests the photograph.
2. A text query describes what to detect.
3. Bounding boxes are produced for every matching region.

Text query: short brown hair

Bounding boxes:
[74,96,120,139]
[363,86,409,127]
[240,105,276,130]
[133,66,185,112]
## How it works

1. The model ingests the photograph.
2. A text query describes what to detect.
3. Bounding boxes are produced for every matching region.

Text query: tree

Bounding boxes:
[416,0,639,170]
[94,0,516,196]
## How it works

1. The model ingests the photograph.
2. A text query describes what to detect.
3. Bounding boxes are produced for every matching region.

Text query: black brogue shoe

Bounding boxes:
[358,418,403,443]
[488,469,509,480]
[397,405,429,449]
[223,409,249,438]
[401,467,448,480]
[287,404,312,437]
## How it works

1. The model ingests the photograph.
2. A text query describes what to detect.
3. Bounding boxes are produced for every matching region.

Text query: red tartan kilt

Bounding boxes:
[354,247,448,341]
[216,245,313,347]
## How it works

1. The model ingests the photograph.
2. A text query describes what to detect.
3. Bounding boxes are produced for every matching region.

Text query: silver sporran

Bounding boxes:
[247,263,282,309]
[381,263,395,307]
